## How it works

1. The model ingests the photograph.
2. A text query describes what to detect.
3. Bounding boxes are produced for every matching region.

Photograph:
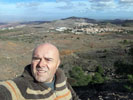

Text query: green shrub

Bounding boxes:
[103,49,107,53]
[123,40,128,44]
[127,31,133,34]
[127,74,133,83]
[69,66,92,86]
[69,66,106,86]
[96,66,104,75]
[91,66,106,84]
[91,72,105,84]
[119,40,133,45]
[114,60,133,75]
[124,85,133,92]
[124,74,133,92]
[114,45,133,92]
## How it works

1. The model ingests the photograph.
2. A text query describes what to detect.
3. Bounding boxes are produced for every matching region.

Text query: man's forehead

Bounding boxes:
[32,43,60,58]
[36,44,58,52]
[36,43,58,51]
[33,50,55,57]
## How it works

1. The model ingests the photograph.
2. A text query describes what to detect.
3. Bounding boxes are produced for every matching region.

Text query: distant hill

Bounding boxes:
[0,17,97,29]
[38,16,98,28]
[0,23,7,25]
[62,16,97,23]
[1,17,133,28]
[100,19,133,27]
[121,20,133,27]
[20,21,50,25]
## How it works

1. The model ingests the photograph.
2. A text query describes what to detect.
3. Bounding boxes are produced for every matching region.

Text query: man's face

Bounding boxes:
[31,44,60,83]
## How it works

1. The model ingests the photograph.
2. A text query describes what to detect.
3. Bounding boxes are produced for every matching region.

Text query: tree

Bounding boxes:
[69,66,92,86]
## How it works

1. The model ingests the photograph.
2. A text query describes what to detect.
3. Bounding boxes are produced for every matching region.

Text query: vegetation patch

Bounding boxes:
[69,66,106,86]
[114,46,133,92]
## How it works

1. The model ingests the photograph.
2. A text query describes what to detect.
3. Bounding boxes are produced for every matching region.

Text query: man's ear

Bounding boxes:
[56,59,60,69]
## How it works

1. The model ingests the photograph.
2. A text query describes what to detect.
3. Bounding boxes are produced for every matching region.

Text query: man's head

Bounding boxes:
[31,43,60,83]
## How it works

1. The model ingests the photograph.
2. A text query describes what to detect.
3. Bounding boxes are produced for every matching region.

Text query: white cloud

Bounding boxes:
[16,2,41,8]
[117,0,133,12]
[89,0,113,2]
[56,0,71,3]
[119,0,133,3]
[87,0,133,13]
[88,0,117,12]
[55,0,74,10]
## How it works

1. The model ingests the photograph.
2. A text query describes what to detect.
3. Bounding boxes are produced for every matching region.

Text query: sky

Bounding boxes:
[0,0,133,22]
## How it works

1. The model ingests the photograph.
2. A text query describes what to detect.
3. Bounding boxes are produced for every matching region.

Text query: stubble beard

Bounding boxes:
[35,71,51,82]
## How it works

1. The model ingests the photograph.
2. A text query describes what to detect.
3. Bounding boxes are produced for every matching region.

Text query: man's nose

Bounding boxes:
[38,59,46,67]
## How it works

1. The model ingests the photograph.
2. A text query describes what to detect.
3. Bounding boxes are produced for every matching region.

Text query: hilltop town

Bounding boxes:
[50,22,123,34]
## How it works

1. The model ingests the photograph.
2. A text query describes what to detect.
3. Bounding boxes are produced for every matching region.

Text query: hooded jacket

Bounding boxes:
[0,65,79,100]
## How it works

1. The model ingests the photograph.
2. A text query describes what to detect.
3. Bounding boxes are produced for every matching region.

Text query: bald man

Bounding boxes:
[0,43,79,100]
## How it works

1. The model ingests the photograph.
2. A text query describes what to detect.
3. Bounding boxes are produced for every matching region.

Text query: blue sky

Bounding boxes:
[0,0,133,22]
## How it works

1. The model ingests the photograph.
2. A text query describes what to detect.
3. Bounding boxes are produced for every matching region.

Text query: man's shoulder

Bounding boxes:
[57,68,64,73]
[0,83,12,100]
[0,79,29,100]
[0,64,32,91]
[0,78,26,88]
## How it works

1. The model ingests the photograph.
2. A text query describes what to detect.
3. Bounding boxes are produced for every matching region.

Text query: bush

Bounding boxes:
[127,74,133,83]
[124,74,133,92]
[114,60,133,75]
[91,72,105,84]
[127,31,133,34]
[96,66,104,75]
[91,66,106,84]
[114,46,133,92]
[69,66,106,86]
[69,66,92,86]
[123,40,128,44]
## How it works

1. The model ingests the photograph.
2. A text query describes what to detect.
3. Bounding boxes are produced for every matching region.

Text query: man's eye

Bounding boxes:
[45,58,52,62]
[33,57,40,61]
[47,59,51,61]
